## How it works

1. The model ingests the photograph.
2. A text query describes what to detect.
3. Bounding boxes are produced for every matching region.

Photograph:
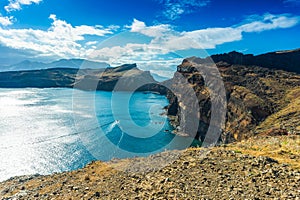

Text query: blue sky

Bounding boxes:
[0,0,299,77]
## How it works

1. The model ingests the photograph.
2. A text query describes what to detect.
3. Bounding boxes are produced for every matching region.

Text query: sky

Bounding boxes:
[0,0,299,78]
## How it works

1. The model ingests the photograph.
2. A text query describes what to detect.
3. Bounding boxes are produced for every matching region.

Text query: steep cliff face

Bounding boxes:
[167,55,300,142]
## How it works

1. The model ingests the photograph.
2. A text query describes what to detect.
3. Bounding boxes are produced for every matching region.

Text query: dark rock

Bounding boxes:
[94,191,101,197]
[1,188,9,194]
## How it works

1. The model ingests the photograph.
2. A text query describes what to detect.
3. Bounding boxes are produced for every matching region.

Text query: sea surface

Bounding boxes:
[0,88,193,182]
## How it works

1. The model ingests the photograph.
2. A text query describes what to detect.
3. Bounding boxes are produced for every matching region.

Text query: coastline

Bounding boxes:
[0,87,183,183]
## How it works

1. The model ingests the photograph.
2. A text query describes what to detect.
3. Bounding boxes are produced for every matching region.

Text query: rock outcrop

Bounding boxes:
[166,51,300,142]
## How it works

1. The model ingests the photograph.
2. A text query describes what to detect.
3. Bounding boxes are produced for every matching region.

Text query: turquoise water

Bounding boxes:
[0,88,193,181]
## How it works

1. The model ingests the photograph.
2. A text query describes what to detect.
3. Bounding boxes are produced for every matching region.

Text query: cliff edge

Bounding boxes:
[166,50,300,142]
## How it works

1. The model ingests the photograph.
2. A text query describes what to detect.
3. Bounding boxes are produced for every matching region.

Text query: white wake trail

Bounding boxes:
[106,120,120,133]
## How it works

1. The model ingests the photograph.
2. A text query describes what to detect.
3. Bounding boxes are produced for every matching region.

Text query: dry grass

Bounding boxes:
[0,161,116,198]
[256,87,300,134]
[225,135,300,169]
[232,85,265,107]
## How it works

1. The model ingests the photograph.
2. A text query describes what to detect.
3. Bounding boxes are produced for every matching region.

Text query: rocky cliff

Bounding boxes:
[166,51,300,143]
[198,48,300,74]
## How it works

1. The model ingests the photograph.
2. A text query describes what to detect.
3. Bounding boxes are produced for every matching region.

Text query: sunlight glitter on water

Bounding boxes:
[0,88,188,181]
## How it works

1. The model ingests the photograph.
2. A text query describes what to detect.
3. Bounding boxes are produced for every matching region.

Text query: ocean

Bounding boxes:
[0,88,194,182]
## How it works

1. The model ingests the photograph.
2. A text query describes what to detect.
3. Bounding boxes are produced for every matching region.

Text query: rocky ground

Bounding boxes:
[1,135,299,200]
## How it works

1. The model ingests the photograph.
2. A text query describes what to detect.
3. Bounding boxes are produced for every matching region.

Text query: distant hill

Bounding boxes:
[195,48,300,74]
[0,64,168,94]
[0,59,109,72]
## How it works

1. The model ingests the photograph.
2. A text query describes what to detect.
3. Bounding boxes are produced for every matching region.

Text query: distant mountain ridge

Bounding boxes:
[0,63,167,94]
[0,59,109,72]
[195,48,300,74]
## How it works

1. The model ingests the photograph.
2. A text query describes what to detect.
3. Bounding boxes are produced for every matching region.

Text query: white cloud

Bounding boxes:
[87,13,299,78]
[88,43,165,64]
[128,19,172,37]
[158,0,210,20]
[0,14,117,58]
[128,14,299,52]
[0,13,298,60]
[5,0,42,12]
[238,13,299,32]
[0,13,299,78]
[159,27,242,50]
[0,16,13,26]
[85,41,98,46]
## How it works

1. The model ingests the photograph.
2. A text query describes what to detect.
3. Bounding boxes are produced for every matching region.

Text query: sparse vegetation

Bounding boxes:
[257,87,300,134]
[226,135,300,169]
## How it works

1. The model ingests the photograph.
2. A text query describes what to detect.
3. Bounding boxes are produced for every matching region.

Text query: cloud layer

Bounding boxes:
[0,13,299,78]
[127,13,299,52]
[0,14,116,58]
[90,13,299,77]
[5,0,42,12]
[0,16,13,26]
[0,13,298,58]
